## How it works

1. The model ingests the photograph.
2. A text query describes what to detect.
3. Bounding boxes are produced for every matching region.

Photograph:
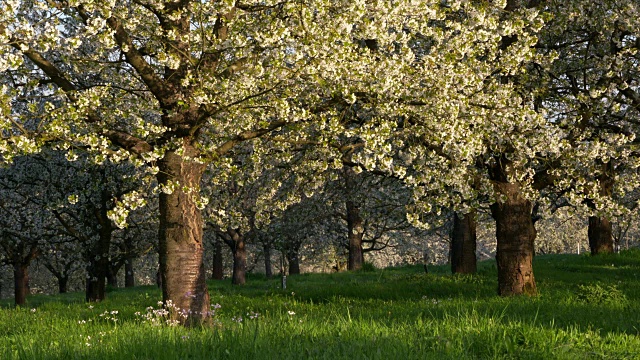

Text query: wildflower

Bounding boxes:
[30,308,36,313]
[247,311,260,320]
[287,311,295,316]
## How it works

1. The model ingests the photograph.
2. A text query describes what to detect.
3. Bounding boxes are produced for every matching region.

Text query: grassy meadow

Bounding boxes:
[2,250,640,359]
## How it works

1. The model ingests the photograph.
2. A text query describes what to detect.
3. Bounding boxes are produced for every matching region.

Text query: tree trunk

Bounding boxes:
[343,161,364,271]
[124,260,135,288]
[158,144,210,326]
[490,182,537,296]
[86,260,108,302]
[230,232,246,285]
[587,160,614,255]
[451,211,477,274]
[14,263,29,306]
[85,252,109,302]
[212,238,224,280]
[263,243,273,278]
[58,276,69,294]
[86,203,112,302]
[287,247,300,275]
[86,186,114,302]
[588,216,613,255]
[107,266,118,288]
[346,199,364,271]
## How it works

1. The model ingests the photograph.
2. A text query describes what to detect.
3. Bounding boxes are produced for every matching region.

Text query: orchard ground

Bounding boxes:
[2,250,640,359]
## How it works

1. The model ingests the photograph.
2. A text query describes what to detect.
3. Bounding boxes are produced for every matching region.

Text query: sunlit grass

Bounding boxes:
[2,249,640,359]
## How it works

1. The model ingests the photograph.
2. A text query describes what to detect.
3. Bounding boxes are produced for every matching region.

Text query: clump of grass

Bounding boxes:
[361,262,376,272]
[575,283,627,306]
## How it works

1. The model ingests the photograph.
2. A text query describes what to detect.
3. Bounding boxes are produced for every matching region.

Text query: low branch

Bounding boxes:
[104,130,153,155]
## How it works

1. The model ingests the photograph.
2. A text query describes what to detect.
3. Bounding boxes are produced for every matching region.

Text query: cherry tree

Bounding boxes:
[4,0,611,316]
[0,155,57,305]
[339,1,553,295]
[533,0,640,255]
[36,154,146,301]
[39,235,84,293]
[1,0,376,323]
[107,210,156,288]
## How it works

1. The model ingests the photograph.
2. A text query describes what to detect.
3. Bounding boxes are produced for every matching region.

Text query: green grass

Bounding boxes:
[2,250,640,359]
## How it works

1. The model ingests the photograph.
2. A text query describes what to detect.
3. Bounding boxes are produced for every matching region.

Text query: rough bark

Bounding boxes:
[124,260,135,288]
[211,238,224,280]
[14,263,29,306]
[451,211,477,274]
[588,216,614,255]
[158,144,210,326]
[490,182,537,296]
